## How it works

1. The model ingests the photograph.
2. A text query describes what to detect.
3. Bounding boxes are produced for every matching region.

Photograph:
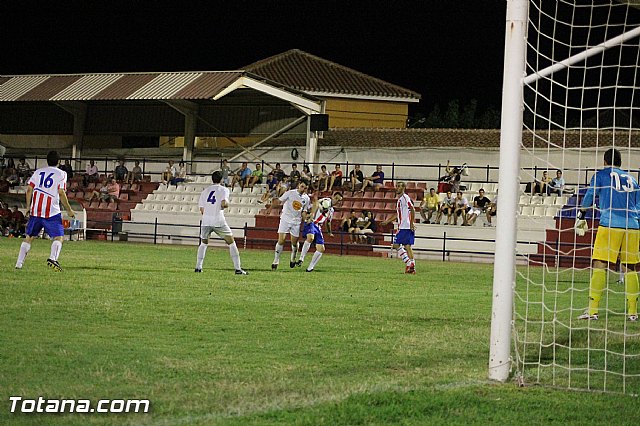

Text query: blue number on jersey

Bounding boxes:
[38,172,54,188]
[207,191,217,204]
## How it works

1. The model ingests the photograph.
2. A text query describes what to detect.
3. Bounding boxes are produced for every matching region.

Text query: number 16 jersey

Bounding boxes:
[581,166,640,229]
[28,166,68,218]
[198,184,230,227]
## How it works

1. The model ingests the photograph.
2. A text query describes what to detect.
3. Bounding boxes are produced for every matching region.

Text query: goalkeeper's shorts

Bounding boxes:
[592,226,640,264]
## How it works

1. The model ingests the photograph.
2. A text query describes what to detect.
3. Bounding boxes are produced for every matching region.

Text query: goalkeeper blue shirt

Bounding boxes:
[581,166,640,229]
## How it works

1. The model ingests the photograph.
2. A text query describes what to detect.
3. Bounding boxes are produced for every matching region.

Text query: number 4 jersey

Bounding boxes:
[581,166,640,229]
[198,184,230,227]
[28,166,68,218]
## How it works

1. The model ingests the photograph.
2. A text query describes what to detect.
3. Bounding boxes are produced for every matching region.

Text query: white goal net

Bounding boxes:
[507,0,640,394]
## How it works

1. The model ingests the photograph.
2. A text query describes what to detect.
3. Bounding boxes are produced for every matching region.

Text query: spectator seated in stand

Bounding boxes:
[348,164,365,192]
[8,205,26,237]
[128,160,143,183]
[361,165,385,193]
[84,160,100,185]
[231,162,252,190]
[453,191,470,226]
[328,164,343,192]
[114,160,128,182]
[248,163,264,188]
[467,188,492,226]
[0,202,12,235]
[88,178,120,203]
[289,163,301,189]
[16,157,32,184]
[259,172,279,204]
[170,161,187,186]
[547,169,566,196]
[419,187,440,224]
[355,210,377,243]
[340,210,358,244]
[316,164,329,191]
[0,176,10,193]
[532,171,551,195]
[436,190,456,225]
[485,191,498,227]
[59,159,74,179]
[161,160,178,184]
[301,164,313,186]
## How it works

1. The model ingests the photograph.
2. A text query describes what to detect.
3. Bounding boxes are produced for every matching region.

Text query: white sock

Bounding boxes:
[274,243,284,264]
[300,241,311,261]
[50,240,62,261]
[397,247,410,265]
[196,243,207,269]
[308,251,323,270]
[16,241,31,267]
[409,259,415,268]
[229,242,241,270]
[290,244,298,262]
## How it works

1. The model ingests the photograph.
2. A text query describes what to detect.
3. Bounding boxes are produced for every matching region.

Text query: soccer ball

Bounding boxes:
[320,198,332,210]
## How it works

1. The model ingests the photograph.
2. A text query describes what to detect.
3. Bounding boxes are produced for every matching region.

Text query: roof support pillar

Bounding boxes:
[164,100,199,173]
[55,101,86,168]
[305,119,319,169]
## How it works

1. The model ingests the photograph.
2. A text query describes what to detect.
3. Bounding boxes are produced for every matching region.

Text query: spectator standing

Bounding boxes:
[220,159,231,186]
[128,160,143,183]
[467,188,492,226]
[547,170,566,195]
[114,160,128,181]
[194,171,248,275]
[328,164,343,191]
[361,165,385,192]
[349,164,364,192]
[59,159,74,179]
[419,188,440,224]
[15,150,75,271]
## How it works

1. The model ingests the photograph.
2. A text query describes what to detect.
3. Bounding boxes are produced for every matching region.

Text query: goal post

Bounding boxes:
[491,0,640,393]
[488,0,529,382]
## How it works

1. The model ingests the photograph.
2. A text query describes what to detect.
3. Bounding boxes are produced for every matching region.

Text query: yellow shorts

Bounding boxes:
[592,226,640,264]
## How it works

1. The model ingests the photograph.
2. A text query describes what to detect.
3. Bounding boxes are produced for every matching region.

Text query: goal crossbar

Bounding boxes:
[523,25,640,85]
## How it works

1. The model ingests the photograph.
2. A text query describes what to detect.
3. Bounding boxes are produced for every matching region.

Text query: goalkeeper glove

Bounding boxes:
[575,212,588,237]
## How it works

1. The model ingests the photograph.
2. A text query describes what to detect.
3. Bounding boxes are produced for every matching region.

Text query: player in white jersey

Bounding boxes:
[16,151,75,272]
[295,193,343,272]
[383,182,417,274]
[271,180,311,270]
[195,171,247,275]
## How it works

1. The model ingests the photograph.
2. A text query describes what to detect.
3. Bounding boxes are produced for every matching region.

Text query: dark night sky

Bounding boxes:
[1,1,507,116]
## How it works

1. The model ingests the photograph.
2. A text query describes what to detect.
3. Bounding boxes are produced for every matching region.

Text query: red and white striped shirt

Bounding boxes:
[396,193,414,230]
[28,166,67,218]
[313,206,334,226]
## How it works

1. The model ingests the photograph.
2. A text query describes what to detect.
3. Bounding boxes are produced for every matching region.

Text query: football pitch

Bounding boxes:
[0,239,637,425]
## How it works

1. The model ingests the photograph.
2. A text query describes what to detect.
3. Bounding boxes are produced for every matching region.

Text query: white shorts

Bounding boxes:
[278,219,301,238]
[469,207,483,216]
[200,223,233,240]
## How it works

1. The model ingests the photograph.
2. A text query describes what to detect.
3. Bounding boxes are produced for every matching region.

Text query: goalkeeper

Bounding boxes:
[576,148,639,322]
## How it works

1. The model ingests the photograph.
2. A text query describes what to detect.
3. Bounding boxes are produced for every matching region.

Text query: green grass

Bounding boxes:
[0,239,638,425]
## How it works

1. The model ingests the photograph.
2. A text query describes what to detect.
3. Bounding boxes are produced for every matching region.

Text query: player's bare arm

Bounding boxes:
[409,206,416,231]
[25,185,33,215]
[58,188,75,218]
